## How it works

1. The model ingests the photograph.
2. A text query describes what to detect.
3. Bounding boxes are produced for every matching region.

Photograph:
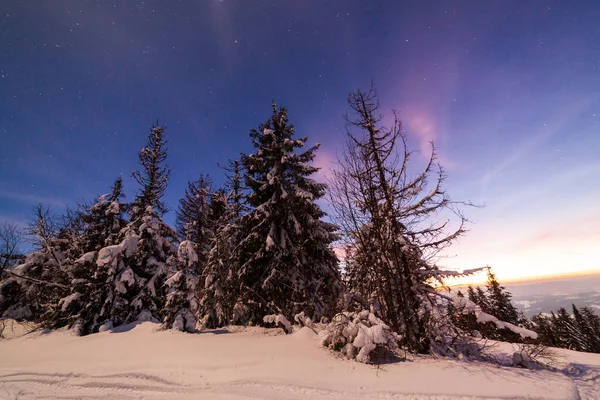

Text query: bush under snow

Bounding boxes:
[319,310,400,363]
[263,313,292,334]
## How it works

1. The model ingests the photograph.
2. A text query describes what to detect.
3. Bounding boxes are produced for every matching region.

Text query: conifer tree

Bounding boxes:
[199,161,246,328]
[81,177,128,252]
[531,306,600,354]
[175,174,214,263]
[224,159,246,218]
[88,124,177,332]
[572,304,598,353]
[200,191,237,327]
[485,268,519,325]
[131,123,171,220]
[238,103,341,325]
[49,178,129,334]
[466,286,479,305]
[162,240,200,332]
[579,306,600,353]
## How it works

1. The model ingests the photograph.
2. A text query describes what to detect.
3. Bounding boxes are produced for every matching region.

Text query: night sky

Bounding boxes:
[1,1,599,281]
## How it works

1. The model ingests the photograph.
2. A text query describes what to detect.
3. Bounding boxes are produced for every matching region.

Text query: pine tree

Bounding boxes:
[579,306,600,353]
[485,268,519,325]
[572,304,596,353]
[200,191,238,328]
[552,308,580,350]
[162,240,200,332]
[49,178,129,334]
[530,312,558,347]
[223,159,246,218]
[88,124,177,332]
[475,287,490,313]
[199,162,246,328]
[238,103,341,325]
[80,177,128,252]
[532,306,600,354]
[466,286,479,305]
[175,174,214,264]
[131,123,171,220]
[460,271,523,342]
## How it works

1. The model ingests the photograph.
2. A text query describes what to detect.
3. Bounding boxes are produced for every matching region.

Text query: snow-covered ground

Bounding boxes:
[0,321,598,400]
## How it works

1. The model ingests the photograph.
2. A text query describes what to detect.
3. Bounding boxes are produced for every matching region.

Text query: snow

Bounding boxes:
[59,292,81,312]
[0,321,598,399]
[177,240,198,266]
[454,296,538,339]
[265,234,275,250]
[263,313,292,333]
[105,201,120,215]
[75,251,96,265]
[116,268,135,294]
[96,244,121,267]
[96,233,140,268]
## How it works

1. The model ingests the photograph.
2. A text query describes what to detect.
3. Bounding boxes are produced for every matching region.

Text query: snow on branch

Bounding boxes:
[263,313,292,333]
[454,296,538,339]
[8,270,68,289]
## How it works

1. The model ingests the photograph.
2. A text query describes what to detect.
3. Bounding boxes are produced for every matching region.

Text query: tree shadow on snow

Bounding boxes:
[108,320,155,334]
[201,328,230,335]
[370,347,410,365]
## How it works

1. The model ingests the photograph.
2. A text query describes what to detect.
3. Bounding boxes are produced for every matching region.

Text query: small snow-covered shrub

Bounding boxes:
[513,342,559,370]
[294,311,313,328]
[263,313,292,333]
[319,310,400,363]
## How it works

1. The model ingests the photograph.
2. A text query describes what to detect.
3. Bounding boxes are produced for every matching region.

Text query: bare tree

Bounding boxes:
[0,221,24,278]
[27,204,62,267]
[329,85,474,353]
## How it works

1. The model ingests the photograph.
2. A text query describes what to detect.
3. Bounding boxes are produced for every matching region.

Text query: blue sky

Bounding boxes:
[1,1,598,280]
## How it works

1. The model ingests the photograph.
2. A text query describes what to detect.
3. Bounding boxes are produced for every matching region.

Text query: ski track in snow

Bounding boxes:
[2,369,597,400]
[0,323,598,400]
[0,372,525,400]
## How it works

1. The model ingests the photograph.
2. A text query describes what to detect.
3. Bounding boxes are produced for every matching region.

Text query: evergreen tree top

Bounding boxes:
[243,103,327,211]
[132,123,171,219]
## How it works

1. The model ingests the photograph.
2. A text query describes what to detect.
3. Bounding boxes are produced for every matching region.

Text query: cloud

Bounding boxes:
[312,145,337,182]
[404,112,437,154]
[402,108,456,169]
[0,189,67,208]
[479,94,597,192]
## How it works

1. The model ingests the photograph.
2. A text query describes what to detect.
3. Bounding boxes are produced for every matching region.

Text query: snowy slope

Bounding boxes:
[0,322,598,400]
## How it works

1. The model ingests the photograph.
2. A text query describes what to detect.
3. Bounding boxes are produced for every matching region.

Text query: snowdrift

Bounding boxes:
[0,321,598,399]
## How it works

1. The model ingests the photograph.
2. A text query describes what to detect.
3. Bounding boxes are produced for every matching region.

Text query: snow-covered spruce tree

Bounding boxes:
[88,208,177,332]
[48,178,129,334]
[237,103,342,326]
[109,122,177,326]
[530,306,600,353]
[80,177,128,252]
[131,123,171,220]
[578,306,600,353]
[328,86,477,354]
[484,267,520,325]
[175,174,214,268]
[200,191,238,328]
[81,123,177,332]
[223,159,247,219]
[162,240,200,332]
[455,268,525,343]
[199,161,247,328]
